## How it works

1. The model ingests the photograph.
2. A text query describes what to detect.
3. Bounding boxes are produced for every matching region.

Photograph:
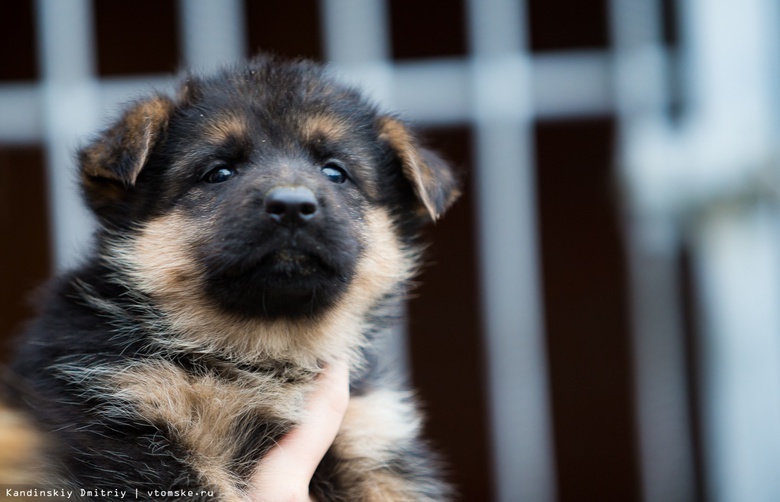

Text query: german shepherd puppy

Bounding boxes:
[7,56,459,500]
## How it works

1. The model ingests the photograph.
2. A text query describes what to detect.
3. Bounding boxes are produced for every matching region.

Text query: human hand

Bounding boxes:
[247,360,350,502]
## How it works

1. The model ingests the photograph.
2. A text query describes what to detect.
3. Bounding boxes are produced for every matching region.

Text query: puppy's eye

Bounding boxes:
[321,163,347,184]
[203,165,236,183]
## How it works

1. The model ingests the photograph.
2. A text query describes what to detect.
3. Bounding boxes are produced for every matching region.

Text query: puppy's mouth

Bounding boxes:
[260,249,331,277]
[201,225,359,319]
[203,245,351,319]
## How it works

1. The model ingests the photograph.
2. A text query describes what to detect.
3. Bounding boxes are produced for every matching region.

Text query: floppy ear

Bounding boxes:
[377,116,460,221]
[79,95,174,215]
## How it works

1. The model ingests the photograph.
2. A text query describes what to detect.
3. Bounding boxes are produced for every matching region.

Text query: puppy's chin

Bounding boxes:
[203,251,352,320]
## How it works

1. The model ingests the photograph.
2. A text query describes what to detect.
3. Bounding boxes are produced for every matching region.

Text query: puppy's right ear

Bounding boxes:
[79,95,174,217]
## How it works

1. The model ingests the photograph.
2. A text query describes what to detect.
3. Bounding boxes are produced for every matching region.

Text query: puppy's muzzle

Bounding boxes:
[264,186,318,228]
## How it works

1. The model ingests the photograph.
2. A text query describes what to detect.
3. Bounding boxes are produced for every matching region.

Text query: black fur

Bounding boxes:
[7,56,458,501]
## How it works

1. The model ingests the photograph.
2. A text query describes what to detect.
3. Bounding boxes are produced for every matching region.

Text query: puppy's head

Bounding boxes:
[80,57,459,323]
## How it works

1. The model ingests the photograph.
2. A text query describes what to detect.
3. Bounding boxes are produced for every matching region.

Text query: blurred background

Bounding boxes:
[2,0,780,501]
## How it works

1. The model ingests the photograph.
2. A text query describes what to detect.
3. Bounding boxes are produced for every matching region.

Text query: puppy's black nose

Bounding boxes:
[264,186,318,227]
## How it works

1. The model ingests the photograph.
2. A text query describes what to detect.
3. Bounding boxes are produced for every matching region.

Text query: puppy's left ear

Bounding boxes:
[78,95,175,224]
[80,94,174,187]
[378,116,461,221]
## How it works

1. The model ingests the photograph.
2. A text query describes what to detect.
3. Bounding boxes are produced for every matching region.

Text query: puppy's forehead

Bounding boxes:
[191,105,356,148]
[168,76,383,189]
[179,85,364,142]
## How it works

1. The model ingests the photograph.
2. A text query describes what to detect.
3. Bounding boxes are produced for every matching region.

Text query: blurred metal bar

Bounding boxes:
[36,0,99,270]
[693,206,780,502]
[178,0,246,72]
[673,0,778,193]
[392,54,618,125]
[0,85,42,145]
[531,52,614,119]
[678,0,780,500]
[320,0,394,109]
[321,0,388,66]
[624,217,697,502]
[619,0,780,500]
[0,54,628,145]
[609,0,697,501]
[467,1,556,501]
[393,59,471,124]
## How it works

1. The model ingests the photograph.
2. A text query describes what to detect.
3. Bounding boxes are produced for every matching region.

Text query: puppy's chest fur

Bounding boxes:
[109,354,311,439]
[98,351,314,485]
[47,288,326,494]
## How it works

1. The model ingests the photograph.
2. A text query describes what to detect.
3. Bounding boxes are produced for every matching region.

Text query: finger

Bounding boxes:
[248,360,350,499]
[273,359,350,470]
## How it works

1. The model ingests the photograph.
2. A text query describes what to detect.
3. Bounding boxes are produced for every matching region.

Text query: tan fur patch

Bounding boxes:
[204,114,249,146]
[107,360,310,499]
[334,389,421,462]
[108,206,413,368]
[357,473,424,502]
[0,404,47,484]
[302,114,350,144]
[331,389,428,501]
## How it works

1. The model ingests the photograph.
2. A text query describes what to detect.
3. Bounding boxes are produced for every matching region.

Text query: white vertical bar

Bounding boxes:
[678,0,780,500]
[619,1,780,500]
[674,0,779,190]
[319,0,394,107]
[609,0,666,116]
[625,217,697,502]
[467,1,556,501]
[320,0,388,64]
[179,0,246,72]
[610,1,697,501]
[36,0,100,270]
[693,207,780,502]
[0,86,42,144]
